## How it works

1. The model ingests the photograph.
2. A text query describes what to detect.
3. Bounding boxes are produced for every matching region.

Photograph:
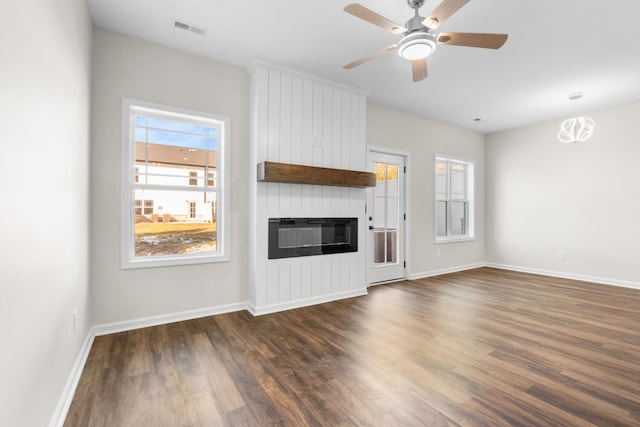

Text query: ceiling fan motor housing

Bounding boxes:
[407,0,426,9]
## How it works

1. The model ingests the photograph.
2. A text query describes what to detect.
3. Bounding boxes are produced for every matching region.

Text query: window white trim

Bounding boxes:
[121,98,231,269]
[434,154,475,243]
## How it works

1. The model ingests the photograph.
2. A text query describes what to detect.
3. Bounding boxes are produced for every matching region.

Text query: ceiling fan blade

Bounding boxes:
[344,3,407,34]
[343,44,398,70]
[412,59,428,82]
[423,0,470,29]
[437,32,508,49]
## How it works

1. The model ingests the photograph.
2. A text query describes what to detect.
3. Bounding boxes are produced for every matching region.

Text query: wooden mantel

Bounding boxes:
[257,161,376,188]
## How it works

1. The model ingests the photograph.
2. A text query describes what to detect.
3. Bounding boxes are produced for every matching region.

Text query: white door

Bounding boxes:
[367,150,406,284]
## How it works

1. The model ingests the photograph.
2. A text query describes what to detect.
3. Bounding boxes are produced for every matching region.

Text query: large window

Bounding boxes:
[121,98,230,268]
[435,156,474,242]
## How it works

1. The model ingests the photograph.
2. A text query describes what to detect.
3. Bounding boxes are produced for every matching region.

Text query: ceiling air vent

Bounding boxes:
[173,19,207,36]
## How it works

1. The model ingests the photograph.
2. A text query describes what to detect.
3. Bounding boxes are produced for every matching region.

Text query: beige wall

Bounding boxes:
[366,103,486,277]
[90,29,250,325]
[0,0,92,425]
[486,101,640,286]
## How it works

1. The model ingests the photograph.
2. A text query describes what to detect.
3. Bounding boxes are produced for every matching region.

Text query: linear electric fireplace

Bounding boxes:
[268,218,358,259]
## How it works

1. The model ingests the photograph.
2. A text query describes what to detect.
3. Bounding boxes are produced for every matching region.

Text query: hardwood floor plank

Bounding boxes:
[188,333,245,414]
[65,268,640,426]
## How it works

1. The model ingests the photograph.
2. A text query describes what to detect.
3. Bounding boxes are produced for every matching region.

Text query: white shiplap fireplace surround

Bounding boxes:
[248,61,370,315]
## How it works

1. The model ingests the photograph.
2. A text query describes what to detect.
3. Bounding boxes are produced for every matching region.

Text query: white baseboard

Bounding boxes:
[408,262,485,281]
[485,262,640,290]
[409,262,640,291]
[247,288,368,316]
[91,302,249,337]
[49,331,95,427]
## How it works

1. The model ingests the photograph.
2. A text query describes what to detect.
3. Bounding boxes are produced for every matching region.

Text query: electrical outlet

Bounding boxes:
[312,136,323,147]
[557,251,565,261]
[436,249,441,258]
[73,309,78,334]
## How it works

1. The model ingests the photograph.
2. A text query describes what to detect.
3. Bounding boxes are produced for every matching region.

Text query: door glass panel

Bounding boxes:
[372,162,400,266]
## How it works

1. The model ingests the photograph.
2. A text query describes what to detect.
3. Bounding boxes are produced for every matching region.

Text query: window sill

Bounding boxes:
[435,236,475,244]
[121,252,229,269]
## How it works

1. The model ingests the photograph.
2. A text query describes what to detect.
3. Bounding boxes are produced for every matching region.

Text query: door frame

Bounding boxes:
[366,145,411,285]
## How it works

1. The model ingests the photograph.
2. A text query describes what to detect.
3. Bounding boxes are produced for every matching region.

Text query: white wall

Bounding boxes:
[486,101,640,286]
[0,1,92,425]
[90,29,250,325]
[366,103,486,277]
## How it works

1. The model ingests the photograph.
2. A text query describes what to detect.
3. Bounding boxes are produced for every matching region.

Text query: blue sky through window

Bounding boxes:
[135,115,217,150]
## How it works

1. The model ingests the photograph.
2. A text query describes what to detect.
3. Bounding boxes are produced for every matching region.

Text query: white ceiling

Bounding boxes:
[88,0,640,133]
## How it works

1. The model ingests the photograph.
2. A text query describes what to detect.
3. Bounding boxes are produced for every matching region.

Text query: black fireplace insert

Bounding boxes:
[268,217,358,259]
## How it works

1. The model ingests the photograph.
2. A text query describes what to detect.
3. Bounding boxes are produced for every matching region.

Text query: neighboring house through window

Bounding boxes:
[121,98,230,268]
[435,155,475,242]
[189,171,198,186]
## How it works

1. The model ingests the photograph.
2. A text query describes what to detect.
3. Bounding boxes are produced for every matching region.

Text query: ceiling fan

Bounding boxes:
[343,0,508,82]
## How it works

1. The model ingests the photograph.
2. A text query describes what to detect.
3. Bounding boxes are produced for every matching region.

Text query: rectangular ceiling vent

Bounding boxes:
[173,19,207,36]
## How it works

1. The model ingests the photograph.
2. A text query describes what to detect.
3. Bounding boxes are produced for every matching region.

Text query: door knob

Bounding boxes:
[369,225,374,230]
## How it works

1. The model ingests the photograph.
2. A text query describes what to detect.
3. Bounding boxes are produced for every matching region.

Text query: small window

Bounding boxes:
[189,171,198,186]
[121,98,230,268]
[143,200,154,215]
[435,156,474,242]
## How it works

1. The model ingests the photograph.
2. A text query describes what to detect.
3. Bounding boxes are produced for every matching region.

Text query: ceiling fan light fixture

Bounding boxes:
[398,32,437,60]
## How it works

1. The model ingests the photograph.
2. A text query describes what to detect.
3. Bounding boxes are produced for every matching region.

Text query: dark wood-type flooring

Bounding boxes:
[65,268,640,426]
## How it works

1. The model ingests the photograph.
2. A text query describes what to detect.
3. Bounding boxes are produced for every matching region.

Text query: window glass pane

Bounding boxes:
[373,196,385,229]
[135,163,209,187]
[374,162,386,194]
[436,201,447,237]
[133,189,217,257]
[374,162,386,182]
[435,161,446,199]
[385,230,397,263]
[143,143,211,168]
[386,196,399,229]
[373,230,386,264]
[147,117,212,135]
[450,163,466,200]
[450,201,466,236]
[134,115,217,189]
[386,164,398,197]
[136,116,217,149]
